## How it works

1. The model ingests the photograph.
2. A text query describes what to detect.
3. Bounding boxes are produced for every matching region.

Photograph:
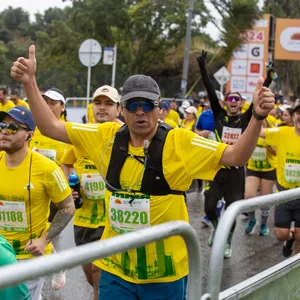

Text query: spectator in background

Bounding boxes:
[159,101,178,128]
[165,99,181,126]
[181,106,197,131]
[9,90,29,109]
[279,107,294,127]
[0,88,15,112]
[179,100,191,118]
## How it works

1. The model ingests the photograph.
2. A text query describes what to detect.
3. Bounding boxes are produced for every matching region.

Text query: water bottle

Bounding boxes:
[68,172,83,209]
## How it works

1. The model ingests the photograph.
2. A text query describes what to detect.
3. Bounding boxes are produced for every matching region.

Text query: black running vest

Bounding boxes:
[106,123,184,196]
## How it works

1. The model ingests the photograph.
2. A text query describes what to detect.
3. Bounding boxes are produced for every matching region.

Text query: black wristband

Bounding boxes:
[252,107,267,121]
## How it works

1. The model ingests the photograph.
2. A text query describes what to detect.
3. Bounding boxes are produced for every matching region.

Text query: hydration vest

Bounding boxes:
[106,123,184,196]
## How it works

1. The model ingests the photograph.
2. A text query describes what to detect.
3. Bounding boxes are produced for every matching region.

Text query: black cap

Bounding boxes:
[120,74,160,102]
[0,106,36,131]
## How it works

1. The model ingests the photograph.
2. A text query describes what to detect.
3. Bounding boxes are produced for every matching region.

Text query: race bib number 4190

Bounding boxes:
[109,193,150,234]
[82,173,106,200]
[0,201,28,232]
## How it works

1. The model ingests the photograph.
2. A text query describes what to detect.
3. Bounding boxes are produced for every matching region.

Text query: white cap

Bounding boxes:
[42,90,66,104]
[279,104,292,112]
[182,100,191,109]
[92,85,120,103]
[185,106,198,114]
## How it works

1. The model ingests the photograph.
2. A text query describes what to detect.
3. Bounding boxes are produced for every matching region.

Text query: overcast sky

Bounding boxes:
[0,0,264,41]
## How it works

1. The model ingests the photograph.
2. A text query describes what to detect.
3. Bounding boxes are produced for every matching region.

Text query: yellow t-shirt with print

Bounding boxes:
[0,150,71,259]
[266,126,300,189]
[247,137,276,172]
[164,118,178,128]
[0,100,15,112]
[166,109,180,126]
[30,127,71,166]
[181,119,195,131]
[61,146,106,228]
[65,122,227,283]
[87,103,95,124]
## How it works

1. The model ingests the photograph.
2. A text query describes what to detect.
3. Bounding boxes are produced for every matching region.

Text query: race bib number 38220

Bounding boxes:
[109,193,150,234]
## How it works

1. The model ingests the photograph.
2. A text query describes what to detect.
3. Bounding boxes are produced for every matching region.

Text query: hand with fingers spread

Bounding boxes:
[252,76,275,120]
[10,45,36,84]
[197,50,207,73]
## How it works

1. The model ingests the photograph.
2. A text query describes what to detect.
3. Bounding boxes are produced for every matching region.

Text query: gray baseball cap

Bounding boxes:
[120,74,160,102]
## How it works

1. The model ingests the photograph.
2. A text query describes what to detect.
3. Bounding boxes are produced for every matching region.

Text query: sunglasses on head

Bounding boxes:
[226,96,241,102]
[123,100,159,112]
[0,123,30,134]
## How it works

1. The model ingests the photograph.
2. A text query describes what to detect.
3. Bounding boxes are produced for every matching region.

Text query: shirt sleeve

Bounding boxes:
[265,127,281,147]
[61,146,76,165]
[45,162,72,203]
[65,122,121,163]
[177,129,228,180]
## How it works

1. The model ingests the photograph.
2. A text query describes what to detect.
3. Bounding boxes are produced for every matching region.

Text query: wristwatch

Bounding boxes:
[252,107,267,121]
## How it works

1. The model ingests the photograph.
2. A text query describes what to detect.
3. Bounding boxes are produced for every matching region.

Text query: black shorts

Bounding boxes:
[204,167,245,207]
[275,183,300,228]
[246,168,277,181]
[74,225,105,246]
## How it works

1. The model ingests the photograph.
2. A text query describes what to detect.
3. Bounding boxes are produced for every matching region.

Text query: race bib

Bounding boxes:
[82,173,106,200]
[32,147,56,161]
[109,193,150,234]
[221,127,242,145]
[0,201,28,232]
[251,147,267,161]
[285,164,300,183]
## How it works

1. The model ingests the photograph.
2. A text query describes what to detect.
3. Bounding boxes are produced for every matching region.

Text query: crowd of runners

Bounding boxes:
[0,45,299,300]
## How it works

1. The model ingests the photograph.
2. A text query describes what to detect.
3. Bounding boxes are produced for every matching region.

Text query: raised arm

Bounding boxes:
[220,76,275,166]
[10,45,71,143]
[197,50,224,115]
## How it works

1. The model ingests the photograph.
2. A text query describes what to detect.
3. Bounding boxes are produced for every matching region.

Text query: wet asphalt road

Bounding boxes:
[41,189,286,299]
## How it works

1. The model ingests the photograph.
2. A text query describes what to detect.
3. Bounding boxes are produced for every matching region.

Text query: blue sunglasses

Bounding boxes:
[123,100,159,112]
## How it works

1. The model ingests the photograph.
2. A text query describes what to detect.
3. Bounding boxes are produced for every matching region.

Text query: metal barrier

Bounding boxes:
[206,187,300,300]
[219,253,300,299]
[0,221,202,300]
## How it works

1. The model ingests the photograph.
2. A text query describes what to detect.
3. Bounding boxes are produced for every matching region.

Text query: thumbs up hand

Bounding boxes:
[10,45,36,84]
[252,76,275,120]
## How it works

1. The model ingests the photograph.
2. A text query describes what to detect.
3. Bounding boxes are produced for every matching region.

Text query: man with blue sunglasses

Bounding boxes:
[11,45,274,300]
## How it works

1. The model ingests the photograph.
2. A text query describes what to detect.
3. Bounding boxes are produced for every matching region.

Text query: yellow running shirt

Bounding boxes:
[0,100,15,112]
[247,137,276,172]
[266,126,300,189]
[87,103,95,124]
[30,127,71,166]
[164,118,178,128]
[0,150,71,259]
[181,119,195,131]
[14,99,29,109]
[65,122,227,283]
[166,109,180,126]
[61,146,106,228]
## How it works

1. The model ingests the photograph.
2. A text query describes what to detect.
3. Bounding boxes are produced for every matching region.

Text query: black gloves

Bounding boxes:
[197,50,207,73]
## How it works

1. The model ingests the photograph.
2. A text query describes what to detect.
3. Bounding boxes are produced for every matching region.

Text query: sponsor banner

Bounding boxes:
[230,76,246,92]
[231,59,247,75]
[246,77,258,93]
[233,44,248,59]
[275,18,300,60]
[226,14,270,95]
[247,60,263,76]
[248,44,264,60]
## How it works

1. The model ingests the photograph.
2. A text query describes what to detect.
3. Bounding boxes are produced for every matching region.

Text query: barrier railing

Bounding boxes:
[219,252,300,299]
[206,187,300,300]
[0,221,202,300]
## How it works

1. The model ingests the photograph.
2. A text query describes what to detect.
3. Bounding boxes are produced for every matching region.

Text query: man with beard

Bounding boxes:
[261,104,300,257]
[0,106,74,300]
